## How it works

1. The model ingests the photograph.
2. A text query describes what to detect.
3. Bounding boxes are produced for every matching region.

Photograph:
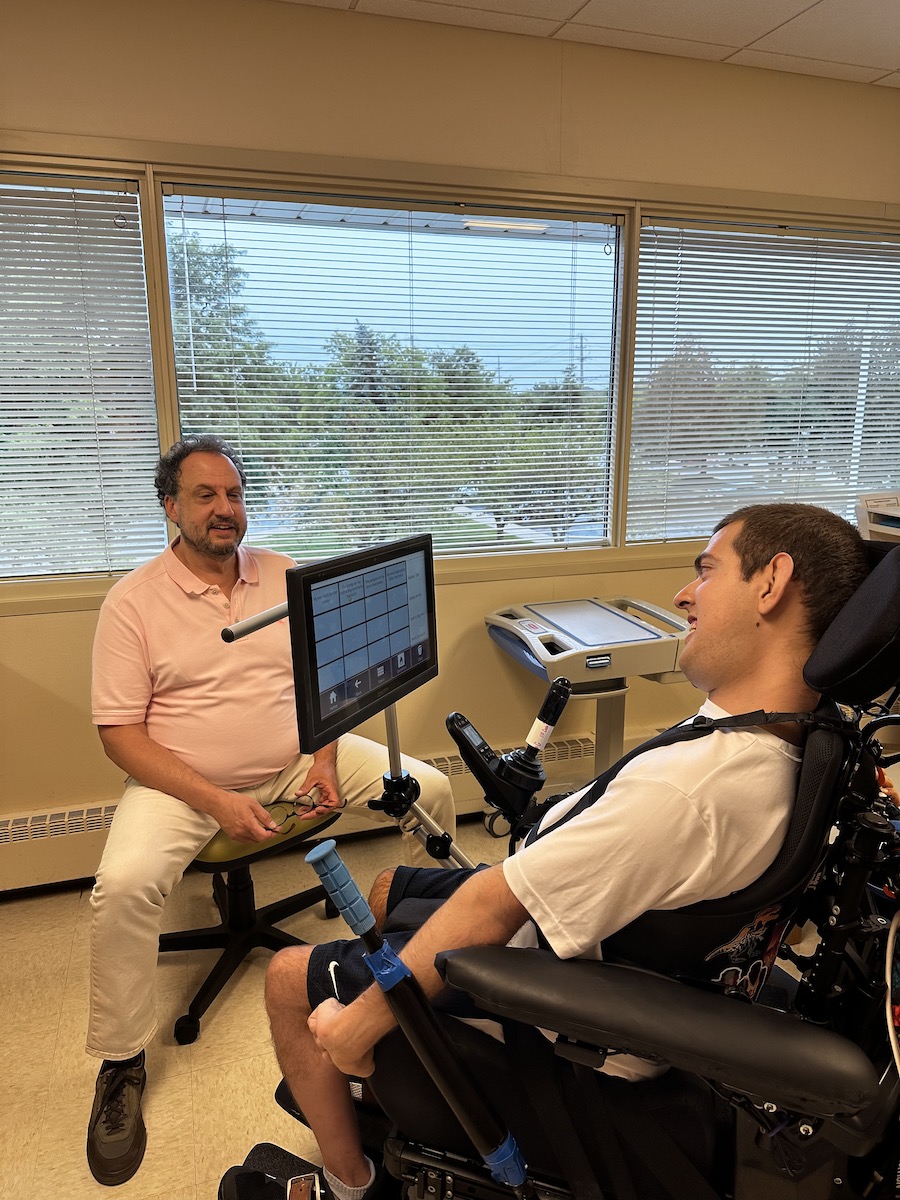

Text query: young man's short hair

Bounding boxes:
[714,503,868,642]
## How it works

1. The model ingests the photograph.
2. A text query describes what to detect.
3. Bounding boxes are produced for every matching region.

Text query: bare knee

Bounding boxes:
[368,867,396,928]
[265,944,314,1018]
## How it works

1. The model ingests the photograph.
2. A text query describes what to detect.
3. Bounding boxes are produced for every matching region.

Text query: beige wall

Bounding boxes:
[4,0,900,205]
[2,0,898,865]
[0,558,700,821]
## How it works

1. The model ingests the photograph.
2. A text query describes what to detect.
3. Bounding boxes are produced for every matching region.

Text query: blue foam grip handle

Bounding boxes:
[364,940,412,992]
[483,1133,528,1188]
[305,840,376,936]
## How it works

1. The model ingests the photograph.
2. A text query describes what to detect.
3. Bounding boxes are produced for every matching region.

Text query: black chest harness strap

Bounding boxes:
[500,707,847,1199]
[522,708,838,850]
[518,708,852,970]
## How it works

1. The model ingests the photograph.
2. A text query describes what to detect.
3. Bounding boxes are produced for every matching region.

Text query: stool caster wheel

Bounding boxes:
[483,810,511,838]
[174,1015,200,1044]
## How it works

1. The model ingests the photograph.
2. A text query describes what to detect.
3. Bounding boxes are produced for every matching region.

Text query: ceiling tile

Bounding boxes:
[273,0,351,8]
[572,0,815,45]
[557,23,735,62]
[727,49,887,83]
[265,0,900,85]
[407,0,582,16]
[751,0,900,70]
[356,0,560,35]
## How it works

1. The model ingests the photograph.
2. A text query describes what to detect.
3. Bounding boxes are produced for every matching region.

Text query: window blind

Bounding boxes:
[629,221,900,543]
[0,178,163,577]
[162,191,619,559]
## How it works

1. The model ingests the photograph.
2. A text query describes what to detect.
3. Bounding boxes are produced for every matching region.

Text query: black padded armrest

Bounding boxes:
[437,947,879,1118]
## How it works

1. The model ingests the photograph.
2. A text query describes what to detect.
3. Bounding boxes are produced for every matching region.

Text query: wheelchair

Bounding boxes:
[248,541,900,1200]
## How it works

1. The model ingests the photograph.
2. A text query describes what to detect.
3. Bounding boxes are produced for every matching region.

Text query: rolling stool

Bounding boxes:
[159,809,339,1044]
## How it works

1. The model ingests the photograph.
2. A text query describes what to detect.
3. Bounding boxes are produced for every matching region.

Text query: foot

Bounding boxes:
[321,1163,402,1200]
[86,1055,147,1185]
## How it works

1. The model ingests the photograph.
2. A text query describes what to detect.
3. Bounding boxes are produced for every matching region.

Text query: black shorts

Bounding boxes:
[306,864,484,1012]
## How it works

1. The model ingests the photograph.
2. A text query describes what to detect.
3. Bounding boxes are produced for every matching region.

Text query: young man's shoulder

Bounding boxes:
[622,717,801,800]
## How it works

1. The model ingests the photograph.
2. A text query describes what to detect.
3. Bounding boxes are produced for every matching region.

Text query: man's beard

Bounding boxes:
[181,522,245,558]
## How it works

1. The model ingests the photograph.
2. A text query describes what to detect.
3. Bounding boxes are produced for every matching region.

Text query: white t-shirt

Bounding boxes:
[499,701,802,1079]
[503,700,802,961]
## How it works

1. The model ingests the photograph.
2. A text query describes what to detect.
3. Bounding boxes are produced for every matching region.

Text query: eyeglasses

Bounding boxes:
[263,795,332,836]
[263,801,303,837]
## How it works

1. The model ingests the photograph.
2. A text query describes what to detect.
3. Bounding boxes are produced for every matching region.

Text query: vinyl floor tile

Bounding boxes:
[1,820,509,1199]
[0,1098,42,1199]
[0,886,80,945]
[31,1069,195,1200]
[0,1003,62,1113]
[191,1050,319,1187]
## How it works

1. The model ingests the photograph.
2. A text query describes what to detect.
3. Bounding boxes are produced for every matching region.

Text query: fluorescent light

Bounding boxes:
[464,219,548,232]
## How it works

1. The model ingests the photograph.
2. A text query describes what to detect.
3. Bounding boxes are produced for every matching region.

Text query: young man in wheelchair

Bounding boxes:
[264,502,871,1200]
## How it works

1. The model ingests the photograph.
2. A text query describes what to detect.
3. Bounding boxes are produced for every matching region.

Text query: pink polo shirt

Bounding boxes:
[92,541,301,789]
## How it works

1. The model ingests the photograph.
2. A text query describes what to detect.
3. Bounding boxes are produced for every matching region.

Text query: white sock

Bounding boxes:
[323,1158,376,1200]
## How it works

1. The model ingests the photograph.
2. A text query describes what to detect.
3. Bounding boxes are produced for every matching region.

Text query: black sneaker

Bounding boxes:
[86,1055,147,1185]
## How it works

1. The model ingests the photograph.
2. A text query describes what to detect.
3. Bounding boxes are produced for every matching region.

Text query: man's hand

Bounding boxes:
[306,868,528,1086]
[97,723,281,842]
[878,766,899,806]
[295,742,344,818]
[308,997,377,1078]
[212,790,280,843]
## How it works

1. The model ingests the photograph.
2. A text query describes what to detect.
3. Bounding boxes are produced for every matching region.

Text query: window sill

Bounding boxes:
[433,541,700,585]
[0,542,702,616]
[0,575,122,617]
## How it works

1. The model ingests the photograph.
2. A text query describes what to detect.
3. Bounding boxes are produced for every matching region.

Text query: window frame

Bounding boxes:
[628,211,900,544]
[4,149,900,614]
[162,183,628,566]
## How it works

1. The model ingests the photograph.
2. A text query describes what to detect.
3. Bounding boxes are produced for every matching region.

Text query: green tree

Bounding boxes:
[502,367,610,544]
[168,234,284,405]
[168,233,326,523]
[863,323,900,452]
[168,239,614,554]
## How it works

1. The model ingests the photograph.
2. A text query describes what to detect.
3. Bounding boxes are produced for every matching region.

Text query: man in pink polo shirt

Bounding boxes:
[86,434,455,1187]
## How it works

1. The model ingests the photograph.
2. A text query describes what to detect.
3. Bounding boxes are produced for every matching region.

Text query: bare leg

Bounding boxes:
[265,946,371,1187]
[368,868,396,930]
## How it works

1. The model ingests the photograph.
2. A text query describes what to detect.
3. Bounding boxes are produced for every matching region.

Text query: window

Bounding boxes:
[0,176,163,578]
[162,190,620,558]
[6,171,900,583]
[629,220,900,542]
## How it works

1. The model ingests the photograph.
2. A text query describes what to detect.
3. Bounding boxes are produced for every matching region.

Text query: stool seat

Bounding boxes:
[159,812,339,1044]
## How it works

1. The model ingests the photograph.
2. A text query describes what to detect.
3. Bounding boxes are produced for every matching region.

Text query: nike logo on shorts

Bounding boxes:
[328,960,340,1000]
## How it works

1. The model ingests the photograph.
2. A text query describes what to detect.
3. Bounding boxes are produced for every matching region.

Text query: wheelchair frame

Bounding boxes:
[258,542,900,1200]
[374,701,900,1200]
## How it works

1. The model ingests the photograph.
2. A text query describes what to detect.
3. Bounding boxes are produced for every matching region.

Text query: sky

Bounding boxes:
[164,202,619,393]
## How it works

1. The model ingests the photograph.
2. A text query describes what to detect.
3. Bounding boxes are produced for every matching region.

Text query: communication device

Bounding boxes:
[286,534,438,752]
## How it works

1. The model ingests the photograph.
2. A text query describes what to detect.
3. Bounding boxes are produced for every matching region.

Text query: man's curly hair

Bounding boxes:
[154,434,246,507]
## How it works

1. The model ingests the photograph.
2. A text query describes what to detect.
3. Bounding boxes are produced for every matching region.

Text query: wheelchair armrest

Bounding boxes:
[437,947,880,1119]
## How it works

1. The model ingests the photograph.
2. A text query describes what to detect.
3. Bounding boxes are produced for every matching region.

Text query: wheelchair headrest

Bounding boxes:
[804,543,900,706]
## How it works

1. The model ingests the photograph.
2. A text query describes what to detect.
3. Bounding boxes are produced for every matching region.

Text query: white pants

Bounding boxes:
[86,733,455,1060]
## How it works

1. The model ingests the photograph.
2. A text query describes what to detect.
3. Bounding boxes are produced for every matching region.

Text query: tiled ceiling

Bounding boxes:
[278,0,900,86]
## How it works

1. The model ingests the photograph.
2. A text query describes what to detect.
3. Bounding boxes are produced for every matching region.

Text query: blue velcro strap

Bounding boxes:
[484,1133,527,1187]
[363,941,412,992]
